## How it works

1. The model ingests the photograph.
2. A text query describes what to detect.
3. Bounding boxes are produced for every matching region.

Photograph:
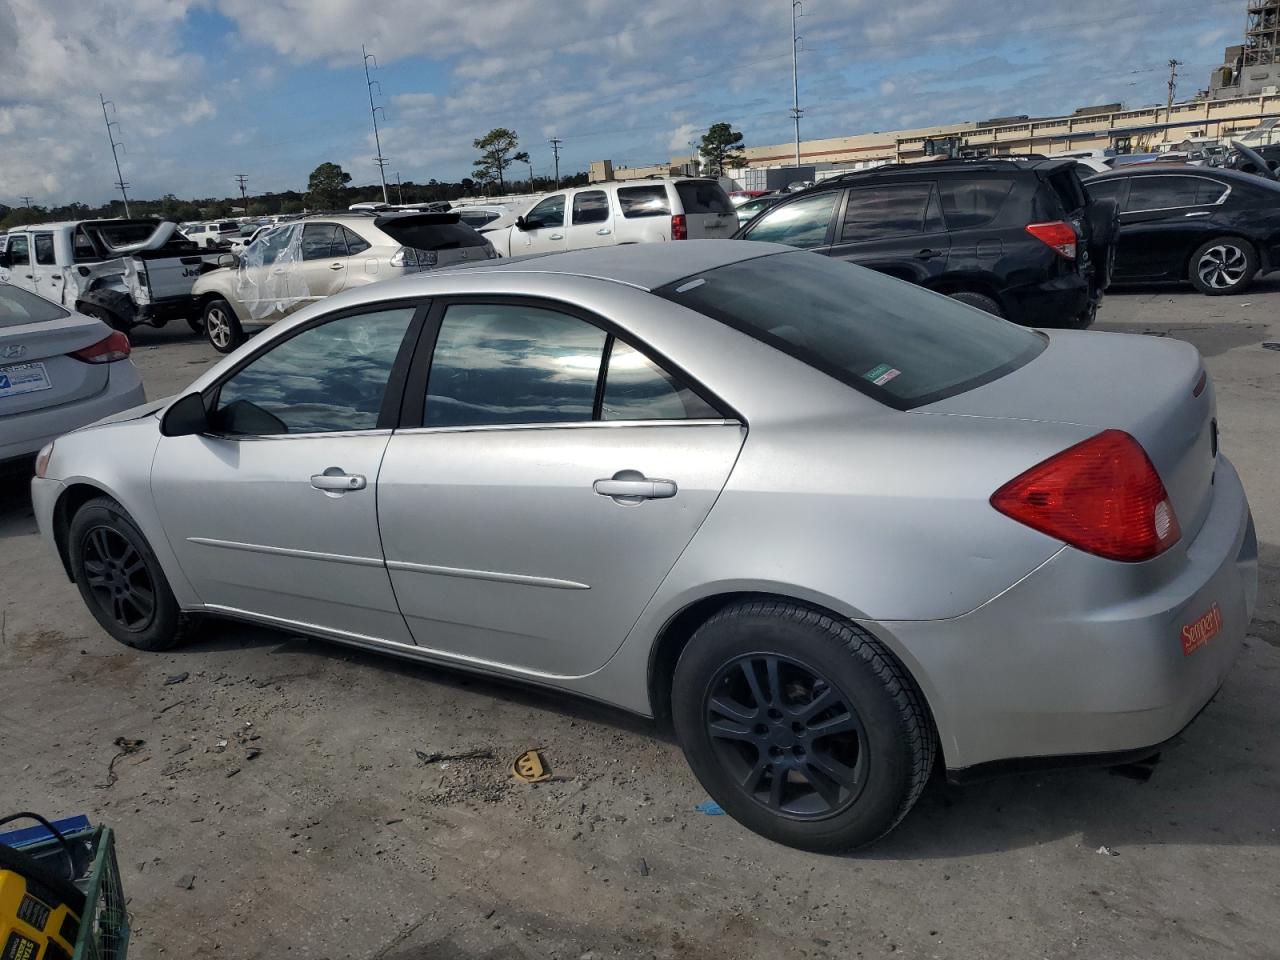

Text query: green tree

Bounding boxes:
[306,161,352,209]
[247,200,277,217]
[698,122,746,176]
[280,199,305,215]
[472,127,521,193]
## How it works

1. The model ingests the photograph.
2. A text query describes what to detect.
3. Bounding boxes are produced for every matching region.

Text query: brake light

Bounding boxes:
[990,429,1180,562]
[1025,220,1077,259]
[671,214,688,241]
[69,330,131,364]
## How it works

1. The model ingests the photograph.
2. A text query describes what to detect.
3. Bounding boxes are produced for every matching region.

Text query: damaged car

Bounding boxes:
[0,219,216,334]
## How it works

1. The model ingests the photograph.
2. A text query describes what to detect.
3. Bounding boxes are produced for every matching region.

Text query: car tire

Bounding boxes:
[1189,237,1258,295]
[671,599,936,852]
[203,298,243,353]
[68,496,193,652]
[948,291,1003,317]
[186,316,204,335]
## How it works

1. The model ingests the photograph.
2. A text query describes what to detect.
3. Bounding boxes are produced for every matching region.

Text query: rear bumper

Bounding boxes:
[882,455,1257,771]
[0,365,145,463]
[1001,273,1092,327]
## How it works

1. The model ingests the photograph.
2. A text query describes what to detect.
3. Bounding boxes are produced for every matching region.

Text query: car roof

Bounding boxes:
[432,239,788,291]
[1087,165,1266,185]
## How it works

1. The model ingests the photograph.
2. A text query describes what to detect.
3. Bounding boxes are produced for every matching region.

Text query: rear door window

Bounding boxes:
[600,340,719,421]
[675,181,734,215]
[572,190,611,225]
[1124,176,1205,211]
[841,183,942,242]
[301,223,341,260]
[33,234,56,265]
[744,192,839,248]
[342,226,371,255]
[656,250,1044,410]
[617,185,671,219]
[938,178,1015,228]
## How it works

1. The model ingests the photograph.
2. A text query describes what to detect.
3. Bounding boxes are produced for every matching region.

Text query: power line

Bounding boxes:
[99,93,131,216]
[548,137,562,188]
[363,44,390,205]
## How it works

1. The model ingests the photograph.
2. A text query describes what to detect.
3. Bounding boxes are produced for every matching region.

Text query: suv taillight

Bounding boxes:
[991,430,1180,562]
[69,331,131,364]
[390,247,438,268]
[671,214,688,241]
[1025,221,1077,259]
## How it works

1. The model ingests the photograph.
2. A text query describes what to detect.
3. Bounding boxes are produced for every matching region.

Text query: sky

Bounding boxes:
[0,0,1257,206]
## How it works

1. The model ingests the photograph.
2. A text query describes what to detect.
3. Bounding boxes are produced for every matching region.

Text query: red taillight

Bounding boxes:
[70,330,131,364]
[671,214,688,240]
[990,429,1181,562]
[1025,220,1077,259]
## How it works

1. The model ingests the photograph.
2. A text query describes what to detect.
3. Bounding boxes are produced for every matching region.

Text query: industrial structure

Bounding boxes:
[1209,0,1280,98]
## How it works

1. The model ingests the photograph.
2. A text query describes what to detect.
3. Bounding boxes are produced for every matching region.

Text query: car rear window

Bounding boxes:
[617,185,671,218]
[0,284,69,327]
[378,216,488,249]
[675,181,734,215]
[655,251,1045,410]
[939,178,1015,228]
[1043,168,1087,215]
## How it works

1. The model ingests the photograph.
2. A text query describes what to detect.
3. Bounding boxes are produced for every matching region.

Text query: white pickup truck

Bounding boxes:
[0,219,218,333]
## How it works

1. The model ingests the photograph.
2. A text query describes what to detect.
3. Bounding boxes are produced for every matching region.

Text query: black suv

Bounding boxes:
[733,158,1114,327]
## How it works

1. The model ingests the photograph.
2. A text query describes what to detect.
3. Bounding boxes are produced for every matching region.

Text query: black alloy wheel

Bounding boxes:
[80,525,156,632]
[705,653,867,818]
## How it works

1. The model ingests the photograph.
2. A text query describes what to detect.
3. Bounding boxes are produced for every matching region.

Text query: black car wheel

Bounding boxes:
[672,600,936,852]
[1189,237,1258,295]
[948,291,1003,317]
[68,496,192,651]
[203,298,244,353]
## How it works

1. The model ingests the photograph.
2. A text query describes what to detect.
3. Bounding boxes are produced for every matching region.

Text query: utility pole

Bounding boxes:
[1166,58,1183,109]
[523,155,535,191]
[689,140,701,175]
[20,196,33,208]
[548,137,562,188]
[395,171,404,205]
[99,93,131,216]
[234,173,249,212]
[363,44,390,205]
[790,0,804,169]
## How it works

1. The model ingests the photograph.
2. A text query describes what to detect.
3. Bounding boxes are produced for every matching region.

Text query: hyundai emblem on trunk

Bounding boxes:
[1,344,26,360]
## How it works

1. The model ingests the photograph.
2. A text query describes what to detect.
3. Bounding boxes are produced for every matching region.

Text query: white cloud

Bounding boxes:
[668,122,699,152]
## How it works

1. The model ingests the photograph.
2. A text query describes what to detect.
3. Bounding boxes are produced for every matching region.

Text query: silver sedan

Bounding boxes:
[31,241,1257,851]
[1,283,144,465]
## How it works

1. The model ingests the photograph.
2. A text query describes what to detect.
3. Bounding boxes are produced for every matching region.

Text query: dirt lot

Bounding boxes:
[1,281,1277,960]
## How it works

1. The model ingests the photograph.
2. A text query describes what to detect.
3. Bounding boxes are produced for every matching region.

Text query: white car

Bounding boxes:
[191,212,496,352]
[182,222,240,249]
[486,178,738,258]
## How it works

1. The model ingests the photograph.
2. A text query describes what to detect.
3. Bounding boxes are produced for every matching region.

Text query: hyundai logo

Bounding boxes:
[1,344,25,360]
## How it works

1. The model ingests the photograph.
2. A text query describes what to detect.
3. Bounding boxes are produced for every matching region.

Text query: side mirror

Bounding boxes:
[515,216,532,231]
[0,251,9,268]
[216,253,237,268]
[160,393,210,437]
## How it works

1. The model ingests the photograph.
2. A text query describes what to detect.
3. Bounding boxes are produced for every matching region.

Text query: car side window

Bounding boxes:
[72,227,98,262]
[1195,180,1229,204]
[572,190,610,225]
[33,234,56,265]
[7,234,30,264]
[213,306,417,436]
[616,185,671,218]
[424,303,606,428]
[601,340,719,421]
[341,226,371,255]
[526,195,566,229]
[301,223,340,260]
[1084,179,1125,205]
[254,226,297,267]
[841,183,941,242]
[1124,176,1203,212]
[745,192,839,248]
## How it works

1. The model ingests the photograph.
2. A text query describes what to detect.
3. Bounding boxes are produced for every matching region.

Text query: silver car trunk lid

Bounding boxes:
[921,329,1216,541]
[0,310,111,415]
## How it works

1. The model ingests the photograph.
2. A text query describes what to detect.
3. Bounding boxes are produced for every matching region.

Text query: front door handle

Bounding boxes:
[549,233,565,240]
[915,248,943,260]
[593,475,677,502]
[329,261,344,270]
[310,468,367,493]
[596,228,612,236]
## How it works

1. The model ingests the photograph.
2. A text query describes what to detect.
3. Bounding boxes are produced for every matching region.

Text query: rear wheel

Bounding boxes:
[203,298,243,353]
[947,291,1003,317]
[68,496,192,651]
[186,316,204,335]
[1189,237,1257,295]
[672,600,935,852]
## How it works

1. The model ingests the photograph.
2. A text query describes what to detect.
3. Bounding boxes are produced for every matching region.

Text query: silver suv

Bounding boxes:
[191,212,496,352]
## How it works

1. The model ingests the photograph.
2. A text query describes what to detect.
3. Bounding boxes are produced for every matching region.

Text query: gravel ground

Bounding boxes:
[1,278,1276,960]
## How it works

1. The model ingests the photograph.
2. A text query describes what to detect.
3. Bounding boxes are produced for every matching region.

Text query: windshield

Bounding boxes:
[378,217,488,250]
[0,283,70,327]
[655,251,1045,409]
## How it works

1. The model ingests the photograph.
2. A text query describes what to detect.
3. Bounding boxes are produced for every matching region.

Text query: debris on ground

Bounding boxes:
[695,800,725,816]
[637,858,649,877]
[511,749,551,783]
[164,671,189,685]
[213,739,228,753]
[176,875,195,890]
[415,748,494,764]
[245,747,263,760]
[1096,845,1119,857]
[96,736,146,788]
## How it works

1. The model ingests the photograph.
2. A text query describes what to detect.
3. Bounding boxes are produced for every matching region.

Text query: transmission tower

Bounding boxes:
[99,93,131,216]
[363,44,390,205]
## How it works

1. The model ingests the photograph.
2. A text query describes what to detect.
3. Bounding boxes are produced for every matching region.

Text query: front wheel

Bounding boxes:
[203,298,243,353]
[68,496,192,651]
[1189,237,1258,295]
[672,600,936,852]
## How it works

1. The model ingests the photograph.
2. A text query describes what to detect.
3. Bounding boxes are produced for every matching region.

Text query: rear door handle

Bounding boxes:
[596,228,612,236]
[549,233,565,240]
[311,468,367,493]
[915,248,943,260]
[593,477,677,501]
[1184,211,1211,218]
